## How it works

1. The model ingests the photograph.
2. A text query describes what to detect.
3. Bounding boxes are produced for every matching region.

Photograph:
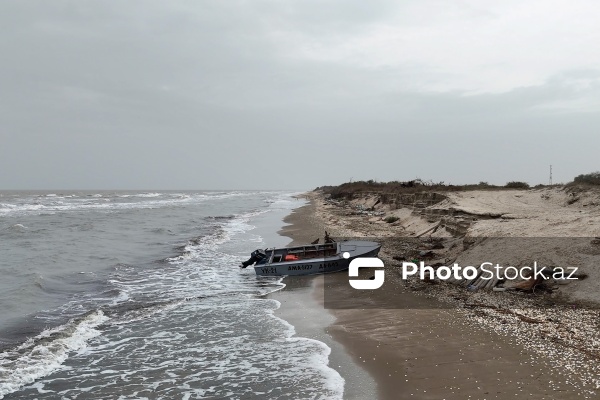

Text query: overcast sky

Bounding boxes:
[1,0,599,190]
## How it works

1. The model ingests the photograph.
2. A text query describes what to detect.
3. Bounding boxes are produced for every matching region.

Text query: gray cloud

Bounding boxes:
[1,1,598,189]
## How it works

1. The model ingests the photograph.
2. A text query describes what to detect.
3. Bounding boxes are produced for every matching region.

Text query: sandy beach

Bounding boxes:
[273,187,600,399]
[4,2,600,398]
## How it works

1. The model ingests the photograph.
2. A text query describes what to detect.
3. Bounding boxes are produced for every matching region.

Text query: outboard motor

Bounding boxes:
[239,249,267,268]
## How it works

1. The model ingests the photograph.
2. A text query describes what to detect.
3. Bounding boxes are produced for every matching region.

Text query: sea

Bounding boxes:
[0,191,344,399]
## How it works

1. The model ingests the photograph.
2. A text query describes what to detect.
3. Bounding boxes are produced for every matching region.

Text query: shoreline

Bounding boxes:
[272,200,378,399]
[273,193,591,399]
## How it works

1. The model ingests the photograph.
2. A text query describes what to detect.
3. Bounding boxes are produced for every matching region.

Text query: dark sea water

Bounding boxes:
[0,191,343,399]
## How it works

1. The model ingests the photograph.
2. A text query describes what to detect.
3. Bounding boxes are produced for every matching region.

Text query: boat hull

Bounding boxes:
[253,240,381,277]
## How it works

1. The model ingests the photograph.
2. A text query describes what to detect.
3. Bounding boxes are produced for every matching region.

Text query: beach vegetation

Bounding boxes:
[573,171,600,186]
[505,181,530,189]
[315,174,597,199]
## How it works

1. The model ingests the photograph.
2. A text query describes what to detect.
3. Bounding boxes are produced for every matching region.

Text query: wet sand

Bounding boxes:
[272,200,378,399]
[272,197,588,399]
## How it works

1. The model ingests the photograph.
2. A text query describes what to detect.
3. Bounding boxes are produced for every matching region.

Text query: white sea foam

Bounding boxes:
[166,209,267,265]
[4,223,28,232]
[51,298,343,399]
[266,300,345,400]
[0,310,109,399]
[136,192,161,198]
[0,192,272,217]
[2,191,341,399]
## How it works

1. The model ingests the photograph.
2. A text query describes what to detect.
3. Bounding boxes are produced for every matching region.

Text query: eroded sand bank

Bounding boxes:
[276,187,600,399]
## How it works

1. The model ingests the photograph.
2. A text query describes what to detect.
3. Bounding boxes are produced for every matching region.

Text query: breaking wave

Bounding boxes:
[0,191,344,399]
[0,310,108,399]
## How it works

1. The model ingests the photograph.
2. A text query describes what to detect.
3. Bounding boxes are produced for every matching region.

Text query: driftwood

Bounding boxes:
[509,276,545,291]
[475,276,489,289]
[466,265,484,286]
[416,222,441,238]
[483,276,500,290]
[472,276,485,289]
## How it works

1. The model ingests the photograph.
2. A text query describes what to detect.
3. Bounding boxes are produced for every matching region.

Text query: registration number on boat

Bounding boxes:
[318,261,338,270]
[287,264,313,271]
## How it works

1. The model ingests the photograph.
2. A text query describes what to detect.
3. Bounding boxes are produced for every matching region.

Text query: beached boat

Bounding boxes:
[239,239,381,276]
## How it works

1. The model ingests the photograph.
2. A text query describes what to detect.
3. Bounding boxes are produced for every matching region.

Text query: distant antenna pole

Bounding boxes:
[549,165,552,185]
